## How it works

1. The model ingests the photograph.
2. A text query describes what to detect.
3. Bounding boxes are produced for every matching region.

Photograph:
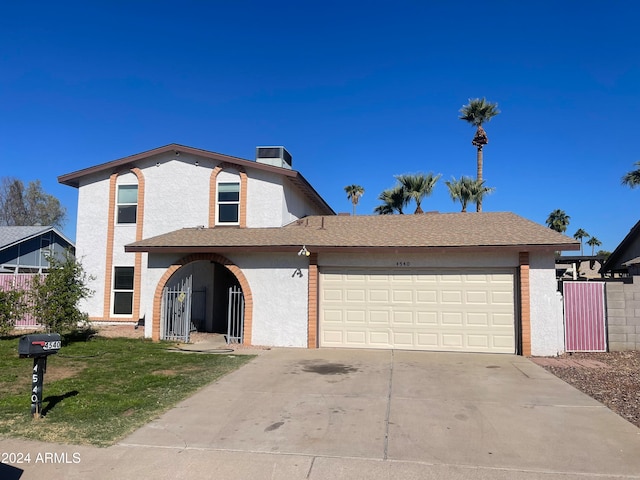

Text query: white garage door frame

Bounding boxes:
[319,267,518,354]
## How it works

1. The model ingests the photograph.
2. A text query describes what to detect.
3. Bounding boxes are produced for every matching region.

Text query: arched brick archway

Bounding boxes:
[151,253,253,344]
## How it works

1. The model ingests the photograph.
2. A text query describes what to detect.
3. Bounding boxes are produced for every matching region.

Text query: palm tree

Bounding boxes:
[445,176,494,213]
[395,173,440,213]
[586,236,602,256]
[459,97,500,212]
[573,228,590,255]
[546,209,570,233]
[344,184,365,216]
[622,161,640,188]
[374,185,408,215]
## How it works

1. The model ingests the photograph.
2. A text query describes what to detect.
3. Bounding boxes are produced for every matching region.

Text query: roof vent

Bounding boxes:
[256,146,292,169]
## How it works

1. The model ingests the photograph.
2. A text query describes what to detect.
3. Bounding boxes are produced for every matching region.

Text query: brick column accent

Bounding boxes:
[209,166,222,227]
[239,171,248,228]
[100,173,118,321]
[519,252,531,356]
[130,168,145,323]
[307,253,318,348]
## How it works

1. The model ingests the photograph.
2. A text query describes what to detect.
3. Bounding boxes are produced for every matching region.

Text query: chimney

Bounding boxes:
[255,146,292,169]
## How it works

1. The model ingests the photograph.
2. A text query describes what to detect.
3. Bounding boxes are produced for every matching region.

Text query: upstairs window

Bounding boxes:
[113,266,134,315]
[217,182,240,224]
[117,185,138,224]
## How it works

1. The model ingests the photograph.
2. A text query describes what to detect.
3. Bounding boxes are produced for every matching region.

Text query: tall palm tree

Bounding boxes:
[573,228,590,255]
[445,176,494,213]
[374,185,408,215]
[546,209,570,233]
[344,184,365,216]
[469,179,494,213]
[586,236,602,256]
[395,173,440,213]
[621,161,640,188]
[459,97,499,212]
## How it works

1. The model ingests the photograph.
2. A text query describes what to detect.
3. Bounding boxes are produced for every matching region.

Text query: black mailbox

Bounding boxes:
[18,333,62,358]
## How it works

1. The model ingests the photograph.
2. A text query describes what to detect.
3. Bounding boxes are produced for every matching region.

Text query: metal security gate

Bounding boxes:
[563,282,606,352]
[227,285,244,344]
[162,275,193,343]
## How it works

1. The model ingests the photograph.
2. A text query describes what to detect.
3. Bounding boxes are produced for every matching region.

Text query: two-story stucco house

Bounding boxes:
[59,144,578,356]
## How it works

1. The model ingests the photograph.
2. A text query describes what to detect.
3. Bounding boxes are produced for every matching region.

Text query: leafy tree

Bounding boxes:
[0,288,26,336]
[586,236,602,256]
[546,209,570,233]
[395,173,440,213]
[596,250,611,259]
[459,97,500,212]
[621,161,640,188]
[29,251,94,333]
[344,184,365,216]
[0,177,66,229]
[374,185,408,215]
[573,228,590,255]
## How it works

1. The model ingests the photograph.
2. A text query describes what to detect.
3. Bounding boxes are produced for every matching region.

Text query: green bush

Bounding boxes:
[0,288,25,335]
[30,250,94,333]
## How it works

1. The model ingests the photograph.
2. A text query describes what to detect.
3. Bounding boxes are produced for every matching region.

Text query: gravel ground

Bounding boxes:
[533,351,640,429]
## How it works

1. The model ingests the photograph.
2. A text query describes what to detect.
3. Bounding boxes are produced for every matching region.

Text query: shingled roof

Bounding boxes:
[58,143,334,215]
[125,212,579,254]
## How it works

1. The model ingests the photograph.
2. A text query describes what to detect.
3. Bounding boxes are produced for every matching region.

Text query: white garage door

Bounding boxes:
[319,268,516,353]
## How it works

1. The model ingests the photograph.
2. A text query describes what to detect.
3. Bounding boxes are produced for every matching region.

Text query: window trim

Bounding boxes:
[112,266,134,316]
[216,181,240,225]
[116,184,138,225]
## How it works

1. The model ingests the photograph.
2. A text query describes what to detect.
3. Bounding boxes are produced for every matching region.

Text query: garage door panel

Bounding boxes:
[345,330,367,344]
[369,289,389,302]
[416,332,439,347]
[441,312,464,325]
[492,313,514,326]
[392,310,414,324]
[441,290,463,304]
[467,335,490,348]
[442,334,464,347]
[392,331,414,346]
[369,330,391,345]
[323,289,343,302]
[346,289,366,302]
[467,312,489,325]
[491,291,513,304]
[324,309,343,322]
[345,310,365,323]
[370,310,390,324]
[416,289,438,303]
[417,311,438,325]
[392,289,413,303]
[320,268,515,353]
[466,291,489,304]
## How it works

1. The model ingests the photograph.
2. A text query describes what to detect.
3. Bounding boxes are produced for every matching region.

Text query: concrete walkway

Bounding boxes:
[2,348,640,479]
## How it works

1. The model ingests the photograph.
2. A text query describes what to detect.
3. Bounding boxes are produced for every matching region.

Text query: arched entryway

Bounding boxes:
[152,253,253,344]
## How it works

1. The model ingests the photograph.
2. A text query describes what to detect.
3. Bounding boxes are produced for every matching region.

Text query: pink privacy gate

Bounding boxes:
[0,274,43,327]
[563,281,606,352]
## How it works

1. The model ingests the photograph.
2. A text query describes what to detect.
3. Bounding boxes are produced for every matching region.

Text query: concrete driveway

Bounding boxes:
[3,348,640,479]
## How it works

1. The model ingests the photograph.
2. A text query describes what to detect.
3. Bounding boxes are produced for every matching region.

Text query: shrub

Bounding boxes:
[0,288,25,336]
[30,250,94,333]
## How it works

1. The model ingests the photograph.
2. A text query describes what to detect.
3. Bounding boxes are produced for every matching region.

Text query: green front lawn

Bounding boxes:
[0,334,254,446]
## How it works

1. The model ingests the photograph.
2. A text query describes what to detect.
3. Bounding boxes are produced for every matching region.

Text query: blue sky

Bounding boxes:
[1,1,638,254]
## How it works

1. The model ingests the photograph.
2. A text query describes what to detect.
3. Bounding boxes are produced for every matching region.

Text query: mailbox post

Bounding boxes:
[18,333,62,418]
